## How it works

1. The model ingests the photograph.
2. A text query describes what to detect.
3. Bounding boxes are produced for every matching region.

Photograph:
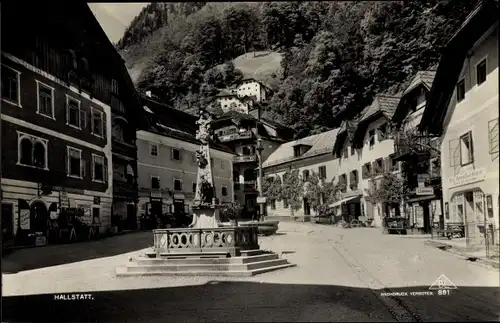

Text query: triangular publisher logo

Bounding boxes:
[429,274,457,290]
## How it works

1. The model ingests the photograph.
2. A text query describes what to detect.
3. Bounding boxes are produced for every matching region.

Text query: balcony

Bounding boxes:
[234,181,257,192]
[233,154,258,163]
[393,130,432,161]
[112,137,137,158]
[218,130,254,142]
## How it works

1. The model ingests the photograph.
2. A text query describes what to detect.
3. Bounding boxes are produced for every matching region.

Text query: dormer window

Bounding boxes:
[293,144,312,158]
[294,145,301,157]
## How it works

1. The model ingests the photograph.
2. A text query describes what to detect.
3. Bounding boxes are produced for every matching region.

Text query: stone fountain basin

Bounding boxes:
[220,220,279,236]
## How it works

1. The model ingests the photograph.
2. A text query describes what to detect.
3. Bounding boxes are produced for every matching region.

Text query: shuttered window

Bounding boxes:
[448,139,460,168]
[488,118,499,154]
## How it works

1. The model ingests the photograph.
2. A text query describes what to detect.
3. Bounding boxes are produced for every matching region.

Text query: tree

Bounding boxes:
[281,169,304,217]
[304,171,322,213]
[364,173,410,214]
[262,175,282,202]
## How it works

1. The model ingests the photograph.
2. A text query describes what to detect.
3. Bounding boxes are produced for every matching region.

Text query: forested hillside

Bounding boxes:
[118,1,478,138]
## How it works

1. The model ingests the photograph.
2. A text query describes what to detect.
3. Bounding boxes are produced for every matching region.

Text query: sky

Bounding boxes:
[88,3,149,44]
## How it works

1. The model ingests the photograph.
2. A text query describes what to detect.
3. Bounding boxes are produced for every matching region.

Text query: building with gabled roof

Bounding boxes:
[262,128,340,221]
[136,93,236,224]
[419,0,499,245]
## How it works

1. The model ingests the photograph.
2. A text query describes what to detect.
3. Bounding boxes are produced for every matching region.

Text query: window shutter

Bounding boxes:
[89,110,93,132]
[468,132,474,163]
[372,161,378,175]
[103,163,108,183]
[65,100,69,124]
[361,165,366,180]
[179,149,183,161]
[80,110,86,128]
[448,139,460,167]
[170,148,174,160]
[65,153,69,175]
[383,157,390,172]
[102,112,107,138]
[81,159,86,177]
[488,118,499,154]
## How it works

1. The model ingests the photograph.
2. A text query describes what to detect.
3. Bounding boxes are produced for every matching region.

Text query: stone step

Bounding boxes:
[241,249,263,256]
[124,258,289,273]
[135,253,278,266]
[159,251,231,259]
[116,263,296,277]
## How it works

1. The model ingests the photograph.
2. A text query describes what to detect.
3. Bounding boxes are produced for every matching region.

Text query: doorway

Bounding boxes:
[2,203,14,248]
[30,201,48,235]
[303,198,311,216]
[126,203,137,230]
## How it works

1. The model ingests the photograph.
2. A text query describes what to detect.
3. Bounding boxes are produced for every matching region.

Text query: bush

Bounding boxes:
[219,202,244,222]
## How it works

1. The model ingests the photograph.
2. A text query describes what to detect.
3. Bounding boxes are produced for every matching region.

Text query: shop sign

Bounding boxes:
[448,168,486,188]
[173,193,185,200]
[416,187,434,196]
[59,191,69,208]
[150,190,162,199]
[257,197,267,204]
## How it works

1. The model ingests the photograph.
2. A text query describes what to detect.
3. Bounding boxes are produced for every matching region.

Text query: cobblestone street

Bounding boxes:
[3,222,499,322]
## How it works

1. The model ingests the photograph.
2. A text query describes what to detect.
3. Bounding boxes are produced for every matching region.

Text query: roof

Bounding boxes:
[262,128,340,169]
[139,95,235,155]
[359,95,401,122]
[420,0,499,135]
[403,70,436,95]
[392,70,437,125]
[216,89,237,98]
[332,120,359,155]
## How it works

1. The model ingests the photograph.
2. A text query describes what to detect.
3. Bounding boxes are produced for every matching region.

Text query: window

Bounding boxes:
[221,186,228,196]
[270,199,276,210]
[362,163,372,179]
[350,170,359,190]
[91,107,104,137]
[111,79,119,94]
[343,146,348,159]
[350,146,355,156]
[391,159,399,172]
[67,146,83,178]
[476,59,486,85]
[369,130,375,149]
[171,148,181,161]
[192,182,197,193]
[374,158,383,175]
[66,95,83,129]
[378,124,388,141]
[17,133,48,169]
[488,118,499,154]
[151,176,160,189]
[293,146,301,157]
[283,198,289,209]
[1,65,21,106]
[92,154,106,182]
[150,144,158,156]
[460,131,474,165]
[318,166,327,179]
[302,169,310,182]
[456,78,465,102]
[36,81,54,118]
[174,179,182,191]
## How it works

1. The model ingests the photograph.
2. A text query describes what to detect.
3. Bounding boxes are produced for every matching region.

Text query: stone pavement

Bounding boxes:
[2,222,499,322]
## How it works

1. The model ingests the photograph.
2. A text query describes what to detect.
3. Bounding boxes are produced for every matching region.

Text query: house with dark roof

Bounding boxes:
[419,0,499,246]
[330,94,402,228]
[136,93,236,222]
[391,70,443,234]
[262,128,340,221]
[212,110,294,218]
[1,2,142,243]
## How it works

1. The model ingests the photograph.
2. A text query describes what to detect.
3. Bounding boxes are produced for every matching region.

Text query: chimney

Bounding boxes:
[145,90,152,98]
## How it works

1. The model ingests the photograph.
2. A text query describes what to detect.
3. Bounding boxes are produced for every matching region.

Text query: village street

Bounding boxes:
[2,222,499,322]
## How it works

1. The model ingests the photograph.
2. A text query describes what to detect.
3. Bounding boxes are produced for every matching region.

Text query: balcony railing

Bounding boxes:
[113,180,138,199]
[233,154,258,163]
[218,130,253,142]
[393,130,432,159]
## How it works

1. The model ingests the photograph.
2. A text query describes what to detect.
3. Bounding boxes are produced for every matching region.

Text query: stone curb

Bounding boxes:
[424,240,499,270]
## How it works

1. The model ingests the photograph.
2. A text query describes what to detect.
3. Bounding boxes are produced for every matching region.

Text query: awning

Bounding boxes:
[406,195,438,204]
[329,195,362,208]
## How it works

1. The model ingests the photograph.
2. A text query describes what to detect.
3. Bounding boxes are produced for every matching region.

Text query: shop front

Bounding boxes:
[445,168,498,247]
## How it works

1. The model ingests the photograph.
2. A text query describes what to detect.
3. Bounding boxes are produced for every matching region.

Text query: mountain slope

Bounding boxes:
[118,0,480,139]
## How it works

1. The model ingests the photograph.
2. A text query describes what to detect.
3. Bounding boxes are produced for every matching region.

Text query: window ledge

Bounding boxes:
[16,162,49,171]
[68,174,83,179]
[91,132,105,139]
[36,111,56,120]
[92,179,106,184]
[67,123,82,130]
[2,98,22,108]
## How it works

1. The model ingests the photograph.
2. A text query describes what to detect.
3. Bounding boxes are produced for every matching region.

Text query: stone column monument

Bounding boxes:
[189,108,221,229]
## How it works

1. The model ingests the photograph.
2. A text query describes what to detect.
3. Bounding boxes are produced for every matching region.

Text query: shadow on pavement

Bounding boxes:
[2,282,499,322]
[2,232,152,274]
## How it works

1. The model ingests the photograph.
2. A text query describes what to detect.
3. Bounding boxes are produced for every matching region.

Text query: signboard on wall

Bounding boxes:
[19,209,30,230]
[448,168,486,188]
[416,187,434,196]
[257,197,267,204]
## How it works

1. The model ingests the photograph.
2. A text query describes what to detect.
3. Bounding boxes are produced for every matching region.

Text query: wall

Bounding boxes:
[439,24,499,241]
[263,153,337,219]
[217,97,248,114]
[236,80,263,102]
[136,130,234,213]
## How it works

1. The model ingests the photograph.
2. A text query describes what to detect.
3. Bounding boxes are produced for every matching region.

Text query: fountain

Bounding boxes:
[116,108,295,277]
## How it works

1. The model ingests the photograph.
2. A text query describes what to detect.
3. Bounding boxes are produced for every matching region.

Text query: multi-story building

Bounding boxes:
[1,3,137,242]
[420,0,499,245]
[215,89,254,114]
[136,93,236,221]
[332,95,401,227]
[261,129,340,221]
[212,109,294,217]
[392,70,443,234]
[229,78,273,103]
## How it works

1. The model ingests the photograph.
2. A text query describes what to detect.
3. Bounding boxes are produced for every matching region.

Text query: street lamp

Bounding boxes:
[256,137,265,221]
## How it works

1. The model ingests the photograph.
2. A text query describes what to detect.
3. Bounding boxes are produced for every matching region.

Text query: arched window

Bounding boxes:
[126,164,135,184]
[33,141,46,168]
[68,50,78,70]
[233,171,240,183]
[20,138,33,165]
